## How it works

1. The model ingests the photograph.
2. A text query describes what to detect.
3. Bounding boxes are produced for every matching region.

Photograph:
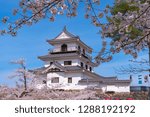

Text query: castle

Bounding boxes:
[32,27,130,92]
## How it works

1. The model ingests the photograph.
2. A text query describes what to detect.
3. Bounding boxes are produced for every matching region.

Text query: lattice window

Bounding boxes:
[51,77,59,83]
[68,77,72,83]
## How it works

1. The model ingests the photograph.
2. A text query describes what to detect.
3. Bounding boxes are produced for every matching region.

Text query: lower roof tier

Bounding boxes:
[30,61,130,85]
[31,66,130,85]
[38,52,96,67]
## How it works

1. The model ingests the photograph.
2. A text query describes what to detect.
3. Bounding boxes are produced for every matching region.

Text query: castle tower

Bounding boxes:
[33,27,130,92]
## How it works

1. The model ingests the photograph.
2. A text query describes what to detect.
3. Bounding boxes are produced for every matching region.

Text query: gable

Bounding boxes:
[47,68,61,72]
[56,32,71,39]
[42,63,65,73]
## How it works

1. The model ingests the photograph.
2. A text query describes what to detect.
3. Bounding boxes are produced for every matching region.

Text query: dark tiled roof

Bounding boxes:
[38,52,79,61]
[42,62,66,73]
[29,67,46,72]
[46,27,92,52]
[31,64,130,84]
[82,69,117,81]
[31,63,82,75]
[29,67,47,74]
[65,66,82,71]
[103,80,131,83]
[79,78,130,84]
[53,61,65,70]
[78,79,103,83]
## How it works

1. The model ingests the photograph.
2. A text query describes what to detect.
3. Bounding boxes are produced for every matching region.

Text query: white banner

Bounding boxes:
[0,100,149,117]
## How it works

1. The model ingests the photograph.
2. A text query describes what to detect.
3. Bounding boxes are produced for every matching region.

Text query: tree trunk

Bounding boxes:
[24,75,27,91]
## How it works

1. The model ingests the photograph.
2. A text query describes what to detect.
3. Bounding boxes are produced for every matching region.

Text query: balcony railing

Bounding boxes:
[49,48,92,60]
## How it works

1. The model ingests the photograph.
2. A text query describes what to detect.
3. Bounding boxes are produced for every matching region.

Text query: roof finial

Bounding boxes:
[63,26,67,31]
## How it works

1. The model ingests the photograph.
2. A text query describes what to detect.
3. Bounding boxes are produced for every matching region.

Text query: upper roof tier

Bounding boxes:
[55,26,78,39]
[47,26,92,53]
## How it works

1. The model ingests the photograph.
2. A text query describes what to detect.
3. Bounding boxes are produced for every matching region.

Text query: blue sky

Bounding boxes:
[0,0,148,87]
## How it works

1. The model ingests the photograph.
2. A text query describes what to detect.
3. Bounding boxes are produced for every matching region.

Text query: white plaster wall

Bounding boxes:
[68,43,78,51]
[61,73,85,90]
[52,42,90,55]
[47,72,64,88]
[77,80,130,93]
[47,72,83,89]
[53,44,60,52]
[58,59,80,66]
[105,84,130,92]
[66,73,82,83]
[45,71,130,92]
[44,59,80,67]
[53,43,78,52]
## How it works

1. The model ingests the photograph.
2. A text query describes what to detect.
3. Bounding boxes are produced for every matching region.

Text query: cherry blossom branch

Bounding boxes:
[8,0,61,34]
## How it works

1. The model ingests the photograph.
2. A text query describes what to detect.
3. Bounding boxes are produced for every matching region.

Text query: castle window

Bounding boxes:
[61,44,67,52]
[49,68,60,72]
[86,65,88,70]
[51,77,59,83]
[90,67,92,71]
[50,62,53,65]
[68,77,72,83]
[64,61,72,65]
[43,80,47,84]
[80,62,84,67]
[138,80,142,84]
[83,49,85,55]
[78,46,81,53]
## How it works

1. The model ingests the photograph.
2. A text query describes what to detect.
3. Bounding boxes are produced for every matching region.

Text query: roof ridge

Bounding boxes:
[63,26,78,38]
[42,61,66,74]
[53,26,78,39]
[53,61,65,69]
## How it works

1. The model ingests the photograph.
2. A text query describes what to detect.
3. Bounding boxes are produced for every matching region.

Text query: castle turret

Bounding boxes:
[38,27,95,72]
